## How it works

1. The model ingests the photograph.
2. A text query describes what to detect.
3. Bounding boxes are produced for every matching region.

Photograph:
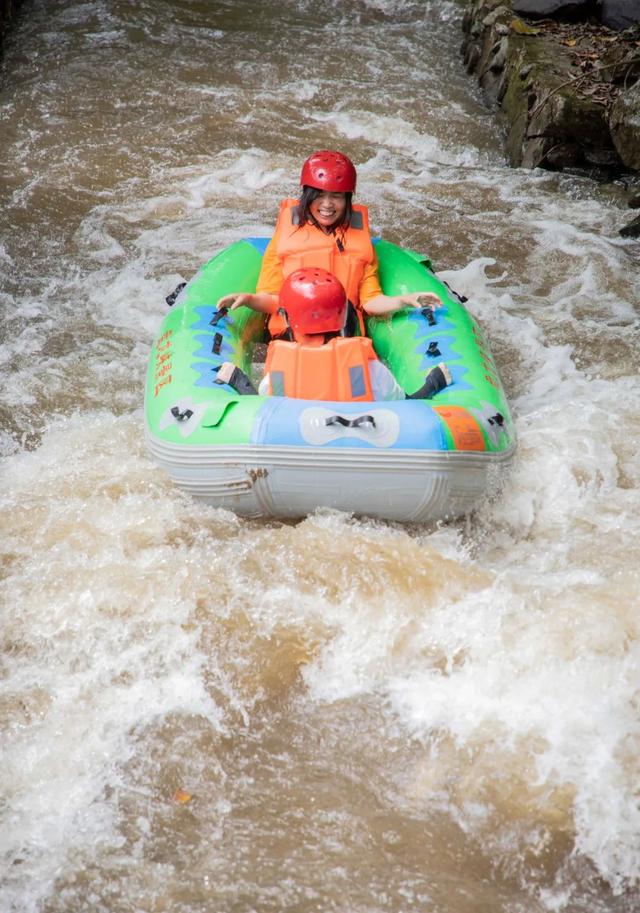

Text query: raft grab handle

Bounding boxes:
[210,306,228,327]
[325,414,377,429]
[421,306,437,326]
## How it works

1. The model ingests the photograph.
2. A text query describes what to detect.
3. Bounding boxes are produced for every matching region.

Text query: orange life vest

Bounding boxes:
[264,336,378,402]
[267,198,374,338]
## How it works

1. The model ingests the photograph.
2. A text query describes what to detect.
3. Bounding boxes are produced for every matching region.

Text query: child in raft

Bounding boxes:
[215,267,451,402]
[216,149,442,336]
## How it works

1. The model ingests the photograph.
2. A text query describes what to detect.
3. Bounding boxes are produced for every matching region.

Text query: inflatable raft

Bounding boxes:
[145,239,516,522]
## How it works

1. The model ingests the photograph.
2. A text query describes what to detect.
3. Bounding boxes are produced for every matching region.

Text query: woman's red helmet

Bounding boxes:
[300,150,357,193]
[280,267,348,336]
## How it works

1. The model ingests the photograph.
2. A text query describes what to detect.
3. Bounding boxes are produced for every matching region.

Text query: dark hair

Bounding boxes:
[296,186,353,244]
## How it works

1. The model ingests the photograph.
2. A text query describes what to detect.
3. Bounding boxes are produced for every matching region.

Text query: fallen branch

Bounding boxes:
[529,54,640,122]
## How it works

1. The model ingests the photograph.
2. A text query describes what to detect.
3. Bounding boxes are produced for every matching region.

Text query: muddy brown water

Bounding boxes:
[1,1,639,911]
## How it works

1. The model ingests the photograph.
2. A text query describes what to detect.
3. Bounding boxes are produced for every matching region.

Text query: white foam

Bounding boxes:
[310,109,480,168]
[1,413,225,910]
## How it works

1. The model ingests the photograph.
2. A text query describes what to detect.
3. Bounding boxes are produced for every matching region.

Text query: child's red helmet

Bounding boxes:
[300,150,357,193]
[280,268,347,336]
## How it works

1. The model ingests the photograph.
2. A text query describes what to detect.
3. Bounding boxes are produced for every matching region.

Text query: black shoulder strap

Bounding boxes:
[341,301,360,338]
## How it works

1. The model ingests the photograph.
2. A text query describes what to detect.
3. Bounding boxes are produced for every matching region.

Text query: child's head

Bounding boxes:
[279,268,347,346]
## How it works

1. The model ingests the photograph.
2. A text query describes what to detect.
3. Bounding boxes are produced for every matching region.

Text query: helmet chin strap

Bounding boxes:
[279,307,345,345]
[277,307,294,342]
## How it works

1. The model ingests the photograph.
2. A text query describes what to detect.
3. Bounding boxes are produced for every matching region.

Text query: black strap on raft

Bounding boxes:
[210,306,228,327]
[441,279,468,304]
[488,413,505,426]
[417,257,468,305]
[421,306,437,326]
[325,414,376,429]
[165,282,186,307]
[212,332,223,355]
[427,341,441,357]
[171,406,194,422]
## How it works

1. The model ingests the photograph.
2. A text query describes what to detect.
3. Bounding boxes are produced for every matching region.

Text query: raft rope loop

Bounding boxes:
[165,282,187,307]
[170,406,194,422]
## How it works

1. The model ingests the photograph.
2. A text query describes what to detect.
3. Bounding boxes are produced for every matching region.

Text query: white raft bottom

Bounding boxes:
[147,433,516,523]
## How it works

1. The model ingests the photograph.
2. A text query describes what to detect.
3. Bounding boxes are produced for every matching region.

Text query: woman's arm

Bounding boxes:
[362,291,442,316]
[217,236,283,312]
[359,254,442,316]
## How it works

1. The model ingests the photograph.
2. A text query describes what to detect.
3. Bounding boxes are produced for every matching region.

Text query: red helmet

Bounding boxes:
[280,268,347,336]
[300,150,357,193]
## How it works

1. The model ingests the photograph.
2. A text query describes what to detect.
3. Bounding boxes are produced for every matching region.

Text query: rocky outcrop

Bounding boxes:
[462,0,640,176]
[601,0,640,30]
[609,81,640,170]
[512,0,640,30]
[513,0,599,20]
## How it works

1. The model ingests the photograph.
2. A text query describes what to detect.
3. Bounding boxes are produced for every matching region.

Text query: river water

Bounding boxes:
[1,1,639,911]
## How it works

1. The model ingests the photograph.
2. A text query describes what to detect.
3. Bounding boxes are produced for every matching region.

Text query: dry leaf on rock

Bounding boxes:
[509,19,540,36]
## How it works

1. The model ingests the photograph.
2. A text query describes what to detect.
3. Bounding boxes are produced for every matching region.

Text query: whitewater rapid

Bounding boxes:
[1,1,639,911]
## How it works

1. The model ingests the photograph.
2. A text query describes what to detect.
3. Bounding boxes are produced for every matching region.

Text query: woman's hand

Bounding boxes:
[216,291,279,314]
[403,292,442,309]
[217,292,256,310]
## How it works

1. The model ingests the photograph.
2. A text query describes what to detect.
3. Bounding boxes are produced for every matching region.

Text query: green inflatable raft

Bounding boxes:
[145,238,516,522]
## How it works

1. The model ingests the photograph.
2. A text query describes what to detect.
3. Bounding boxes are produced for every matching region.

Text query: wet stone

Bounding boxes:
[609,82,640,171]
[513,0,598,19]
[600,0,640,31]
[619,213,640,236]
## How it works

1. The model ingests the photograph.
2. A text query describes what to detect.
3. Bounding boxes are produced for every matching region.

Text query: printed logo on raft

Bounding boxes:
[472,323,499,389]
[154,330,173,397]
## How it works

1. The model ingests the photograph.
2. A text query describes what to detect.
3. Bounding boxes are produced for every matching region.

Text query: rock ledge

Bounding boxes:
[461,0,640,179]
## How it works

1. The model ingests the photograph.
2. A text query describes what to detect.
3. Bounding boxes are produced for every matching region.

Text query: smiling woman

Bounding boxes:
[218,149,443,338]
[308,189,348,226]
